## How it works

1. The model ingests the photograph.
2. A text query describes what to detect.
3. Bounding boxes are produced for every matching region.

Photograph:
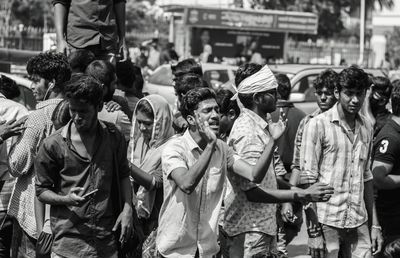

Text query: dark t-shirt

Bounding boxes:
[373,119,400,236]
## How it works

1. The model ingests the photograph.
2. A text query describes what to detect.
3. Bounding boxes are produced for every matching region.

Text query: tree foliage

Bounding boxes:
[10,0,53,28]
[250,0,394,38]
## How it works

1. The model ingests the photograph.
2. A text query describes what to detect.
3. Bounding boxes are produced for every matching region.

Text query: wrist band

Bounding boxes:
[307,224,323,238]
[372,225,382,231]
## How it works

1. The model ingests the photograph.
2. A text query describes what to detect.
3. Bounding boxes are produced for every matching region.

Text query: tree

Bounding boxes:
[10,0,53,28]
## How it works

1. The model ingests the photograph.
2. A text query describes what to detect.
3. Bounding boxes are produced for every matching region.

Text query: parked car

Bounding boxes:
[142,63,237,106]
[1,72,36,110]
[222,64,386,114]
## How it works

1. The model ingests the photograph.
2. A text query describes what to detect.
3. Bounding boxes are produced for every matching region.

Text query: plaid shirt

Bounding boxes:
[291,109,321,185]
[300,103,373,229]
[224,108,278,236]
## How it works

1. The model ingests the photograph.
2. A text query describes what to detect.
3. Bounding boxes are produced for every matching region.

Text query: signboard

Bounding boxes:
[186,7,318,34]
[191,28,285,60]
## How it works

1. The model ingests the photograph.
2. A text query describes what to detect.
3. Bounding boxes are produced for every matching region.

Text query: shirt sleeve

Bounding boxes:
[299,117,322,184]
[274,149,287,177]
[8,116,45,177]
[161,140,188,179]
[115,111,131,142]
[363,140,373,182]
[35,138,62,197]
[116,133,130,180]
[373,135,398,165]
[291,117,307,172]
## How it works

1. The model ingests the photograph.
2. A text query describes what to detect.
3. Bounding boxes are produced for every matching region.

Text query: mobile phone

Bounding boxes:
[82,189,98,198]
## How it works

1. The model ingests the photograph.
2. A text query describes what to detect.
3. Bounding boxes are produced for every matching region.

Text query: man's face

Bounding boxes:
[256,89,277,114]
[315,86,337,112]
[336,88,366,115]
[136,110,154,142]
[69,99,99,132]
[194,98,220,135]
[30,75,48,101]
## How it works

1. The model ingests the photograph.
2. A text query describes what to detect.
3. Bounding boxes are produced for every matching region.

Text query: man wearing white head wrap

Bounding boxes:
[224,63,333,257]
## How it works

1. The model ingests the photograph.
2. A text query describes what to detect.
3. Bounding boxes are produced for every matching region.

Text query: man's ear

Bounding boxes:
[253,93,262,105]
[186,114,196,127]
[334,87,340,100]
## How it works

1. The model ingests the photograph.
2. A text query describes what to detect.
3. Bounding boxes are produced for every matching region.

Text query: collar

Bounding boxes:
[0,93,5,99]
[276,100,294,108]
[310,108,322,118]
[330,103,364,126]
[61,120,106,140]
[241,108,268,130]
[182,129,202,152]
[36,98,63,110]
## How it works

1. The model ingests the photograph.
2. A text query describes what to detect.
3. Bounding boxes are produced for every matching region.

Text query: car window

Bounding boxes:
[292,74,318,102]
[147,66,174,86]
[203,70,230,89]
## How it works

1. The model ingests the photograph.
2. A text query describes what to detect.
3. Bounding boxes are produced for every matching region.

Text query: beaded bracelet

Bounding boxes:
[307,225,323,238]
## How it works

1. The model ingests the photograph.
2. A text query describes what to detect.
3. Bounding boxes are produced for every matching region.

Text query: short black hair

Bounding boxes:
[215,89,239,116]
[175,73,208,103]
[26,51,71,93]
[180,87,216,119]
[314,69,339,92]
[391,80,400,116]
[172,59,203,80]
[275,73,291,100]
[51,99,71,130]
[68,50,95,73]
[337,66,370,92]
[116,60,144,94]
[85,60,115,88]
[371,76,393,99]
[235,63,262,109]
[0,75,20,99]
[64,73,103,107]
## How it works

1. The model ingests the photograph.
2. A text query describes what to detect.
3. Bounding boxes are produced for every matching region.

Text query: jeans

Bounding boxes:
[10,220,36,258]
[322,223,372,258]
[226,231,278,258]
[0,211,13,258]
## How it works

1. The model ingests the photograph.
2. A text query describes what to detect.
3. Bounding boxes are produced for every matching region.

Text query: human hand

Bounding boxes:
[195,112,217,145]
[267,109,287,140]
[112,205,133,244]
[308,235,326,258]
[302,183,334,202]
[65,187,85,206]
[57,38,70,56]
[118,40,129,62]
[0,116,27,142]
[105,101,122,112]
[371,226,383,255]
[281,203,295,223]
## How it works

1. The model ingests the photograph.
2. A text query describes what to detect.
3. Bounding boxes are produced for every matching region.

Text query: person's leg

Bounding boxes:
[276,211,288,257]
[322,224,341,258]
[350,223,372,258]
[0,211,13,258]
[226,233,245,258]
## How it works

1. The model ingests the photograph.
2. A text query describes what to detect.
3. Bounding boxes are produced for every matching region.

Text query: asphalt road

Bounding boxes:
[287,217,311,258]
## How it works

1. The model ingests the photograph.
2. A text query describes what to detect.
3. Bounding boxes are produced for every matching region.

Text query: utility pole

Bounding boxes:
[358,0,365,66]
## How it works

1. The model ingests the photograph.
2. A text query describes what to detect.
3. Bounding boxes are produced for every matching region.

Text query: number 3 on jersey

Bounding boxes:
[379,139,389,153]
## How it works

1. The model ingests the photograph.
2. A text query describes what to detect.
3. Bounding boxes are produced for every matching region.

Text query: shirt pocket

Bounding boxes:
[207,167,223,194]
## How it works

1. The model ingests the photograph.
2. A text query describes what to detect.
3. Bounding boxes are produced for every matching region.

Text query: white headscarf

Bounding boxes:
[231,64,278,108]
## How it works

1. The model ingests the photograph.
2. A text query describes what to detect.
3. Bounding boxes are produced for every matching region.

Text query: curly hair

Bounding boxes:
[180,87,216,119]
[235,63,262,109]
[26,51,71,93]
[172,58,203,80]
[64,73,103,107]
[337,66,370,92]
[0,75,20,99]
[215,89,239,116]
[314,69,339,92]
[67,49,95,73]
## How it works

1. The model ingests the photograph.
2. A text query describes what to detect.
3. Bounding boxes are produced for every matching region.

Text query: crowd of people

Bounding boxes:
[1,0,400,257]
[1,49,400,258]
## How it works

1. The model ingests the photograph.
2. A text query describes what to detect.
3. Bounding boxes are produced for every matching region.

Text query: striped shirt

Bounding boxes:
[291,109,321,185]
[300,103,373,229]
